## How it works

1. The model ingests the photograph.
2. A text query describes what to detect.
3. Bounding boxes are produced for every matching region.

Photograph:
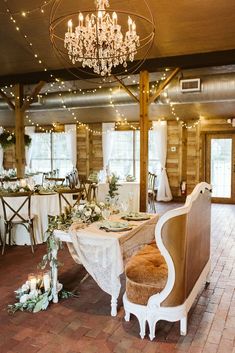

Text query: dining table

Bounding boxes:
[54,213,159,316]
[0,192,72,245]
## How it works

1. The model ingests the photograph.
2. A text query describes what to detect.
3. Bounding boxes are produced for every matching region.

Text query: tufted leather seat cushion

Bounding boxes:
[125,242,168,305]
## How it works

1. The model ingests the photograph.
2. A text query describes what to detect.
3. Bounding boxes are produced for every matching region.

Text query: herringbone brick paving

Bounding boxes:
[0,203,234,353]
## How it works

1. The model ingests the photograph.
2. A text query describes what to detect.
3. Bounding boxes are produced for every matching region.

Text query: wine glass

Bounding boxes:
[102,208,111,220]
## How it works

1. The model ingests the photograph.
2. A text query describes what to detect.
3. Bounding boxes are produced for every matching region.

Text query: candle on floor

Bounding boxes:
[20,179,27,188]
[43,272,51,292]
[28,274,37,291]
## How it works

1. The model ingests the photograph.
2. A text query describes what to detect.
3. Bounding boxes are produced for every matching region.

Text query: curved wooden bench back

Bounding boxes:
[161,188,211,307]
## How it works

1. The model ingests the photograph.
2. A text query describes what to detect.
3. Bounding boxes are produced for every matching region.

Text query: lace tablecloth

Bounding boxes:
[54,213,159,315]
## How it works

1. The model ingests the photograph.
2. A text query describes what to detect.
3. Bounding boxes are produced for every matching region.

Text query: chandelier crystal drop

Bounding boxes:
[64,0,140,76]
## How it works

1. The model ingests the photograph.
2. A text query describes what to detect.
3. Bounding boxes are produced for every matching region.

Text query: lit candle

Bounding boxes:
[67,20,73,33]
[78,12,84,26]
[112,12,117,26]
[128,16,133,32]
[43,272,51,292]
[28,274,37,291]
[98,11,103,27]
[20,179,27,188]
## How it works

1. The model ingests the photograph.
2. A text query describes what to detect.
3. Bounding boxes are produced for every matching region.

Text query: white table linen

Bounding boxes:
[97,181,140,212]
[0,193,71,245]
[55,214,158,315]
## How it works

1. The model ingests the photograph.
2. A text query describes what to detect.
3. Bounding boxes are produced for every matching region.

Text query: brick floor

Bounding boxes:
[0,203,234,353]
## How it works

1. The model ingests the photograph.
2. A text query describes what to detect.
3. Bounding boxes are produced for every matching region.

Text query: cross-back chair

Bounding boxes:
[0,191,35,255]
[57,187,84,215]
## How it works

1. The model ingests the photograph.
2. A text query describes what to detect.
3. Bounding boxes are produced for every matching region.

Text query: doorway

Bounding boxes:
[206,134,235,203]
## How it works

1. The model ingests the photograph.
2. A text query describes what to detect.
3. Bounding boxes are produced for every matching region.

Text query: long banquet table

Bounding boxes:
[54,213,159,316]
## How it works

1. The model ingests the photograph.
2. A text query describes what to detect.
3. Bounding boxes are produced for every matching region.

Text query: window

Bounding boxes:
[109,130,160,180]
[31,132,73,176]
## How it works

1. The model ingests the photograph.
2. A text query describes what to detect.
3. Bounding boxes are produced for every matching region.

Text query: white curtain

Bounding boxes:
[0,126,3,170]
[65,124,77,168]
[25,126,35,169]
[102,123,115,173]
[153,121,172,201]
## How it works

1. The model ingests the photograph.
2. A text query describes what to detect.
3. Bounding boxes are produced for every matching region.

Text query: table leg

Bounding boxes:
[111,296,118,316]
[52,249,58,303]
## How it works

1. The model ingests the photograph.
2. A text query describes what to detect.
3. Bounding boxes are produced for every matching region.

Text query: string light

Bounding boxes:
[2,6,197,134]
[2,0,53,17]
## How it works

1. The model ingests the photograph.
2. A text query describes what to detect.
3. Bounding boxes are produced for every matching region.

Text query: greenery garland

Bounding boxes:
[0,132,32,149]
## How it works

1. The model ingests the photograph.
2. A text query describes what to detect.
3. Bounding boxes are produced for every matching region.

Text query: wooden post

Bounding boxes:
[15,84,25,178]
[85,128,90,177]
[139,71,149,212]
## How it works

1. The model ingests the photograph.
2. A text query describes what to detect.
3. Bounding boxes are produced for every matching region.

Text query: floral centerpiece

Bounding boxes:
[71,201,104,224]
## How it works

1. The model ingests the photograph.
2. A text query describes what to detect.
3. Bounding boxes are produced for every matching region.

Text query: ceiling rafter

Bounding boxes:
[149,67,181,104]
[0,89,15,110]
[21,80,46,112]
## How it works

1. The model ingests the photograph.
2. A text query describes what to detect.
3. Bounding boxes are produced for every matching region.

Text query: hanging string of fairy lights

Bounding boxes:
[1,1,201,133]
[1,0,53,16]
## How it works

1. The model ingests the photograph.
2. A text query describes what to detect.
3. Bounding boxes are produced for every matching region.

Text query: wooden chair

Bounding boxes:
[56,187,84,214]
[148,172,157,212]
[78,175,88,199]
[86,180,98,202]
[0,191,35,255]
[123,182,212,340]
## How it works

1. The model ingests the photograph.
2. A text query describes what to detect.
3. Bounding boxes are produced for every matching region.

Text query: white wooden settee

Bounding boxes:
[123,182,212,340]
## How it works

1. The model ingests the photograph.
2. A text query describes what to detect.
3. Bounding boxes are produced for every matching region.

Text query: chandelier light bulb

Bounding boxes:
[67,20,73,32]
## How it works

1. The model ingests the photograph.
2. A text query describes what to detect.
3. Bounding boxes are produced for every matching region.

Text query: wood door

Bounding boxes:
[206,133,235,203]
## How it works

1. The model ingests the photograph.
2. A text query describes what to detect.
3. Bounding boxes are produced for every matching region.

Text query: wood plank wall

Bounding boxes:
[3,118,234,199]
[77,123,103,176]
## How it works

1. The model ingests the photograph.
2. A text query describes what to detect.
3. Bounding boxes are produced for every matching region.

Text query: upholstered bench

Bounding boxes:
[123,182,212,341]
[125,241,168,305]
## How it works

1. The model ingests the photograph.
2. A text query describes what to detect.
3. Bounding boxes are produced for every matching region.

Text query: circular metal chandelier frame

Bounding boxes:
[49,0,155,82]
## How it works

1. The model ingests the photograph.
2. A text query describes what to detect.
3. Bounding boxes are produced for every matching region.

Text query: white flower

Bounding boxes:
[99,202,105,208]
[94,206,101,214]
[28,290,38,299]
[19,188,25,192]
[20,294,29,303]
[84,210,91,217]
[21,283,30,292]
[7,135,12,141]
[78,205,85,212]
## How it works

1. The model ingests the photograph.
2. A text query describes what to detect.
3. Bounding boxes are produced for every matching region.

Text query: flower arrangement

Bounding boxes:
[126,175,136,182]
[71,201,104,224]
[0,132,31,149]
[107,173,120,199]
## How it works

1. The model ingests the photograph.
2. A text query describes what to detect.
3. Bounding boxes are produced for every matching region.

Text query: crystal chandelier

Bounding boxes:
[64,0,140,76]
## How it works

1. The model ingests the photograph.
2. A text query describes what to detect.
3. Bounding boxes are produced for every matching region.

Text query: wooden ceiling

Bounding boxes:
[0,0,235,81]
[1,0,235,123]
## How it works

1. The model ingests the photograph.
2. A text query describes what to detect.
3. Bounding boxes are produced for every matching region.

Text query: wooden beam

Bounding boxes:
[149,67,181,104]
[21,80,45,112]
[15,84,25,178]
[0,89,15,110]
[113,75,139,103]
[1,48,235,85]
[139,70,149,212]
